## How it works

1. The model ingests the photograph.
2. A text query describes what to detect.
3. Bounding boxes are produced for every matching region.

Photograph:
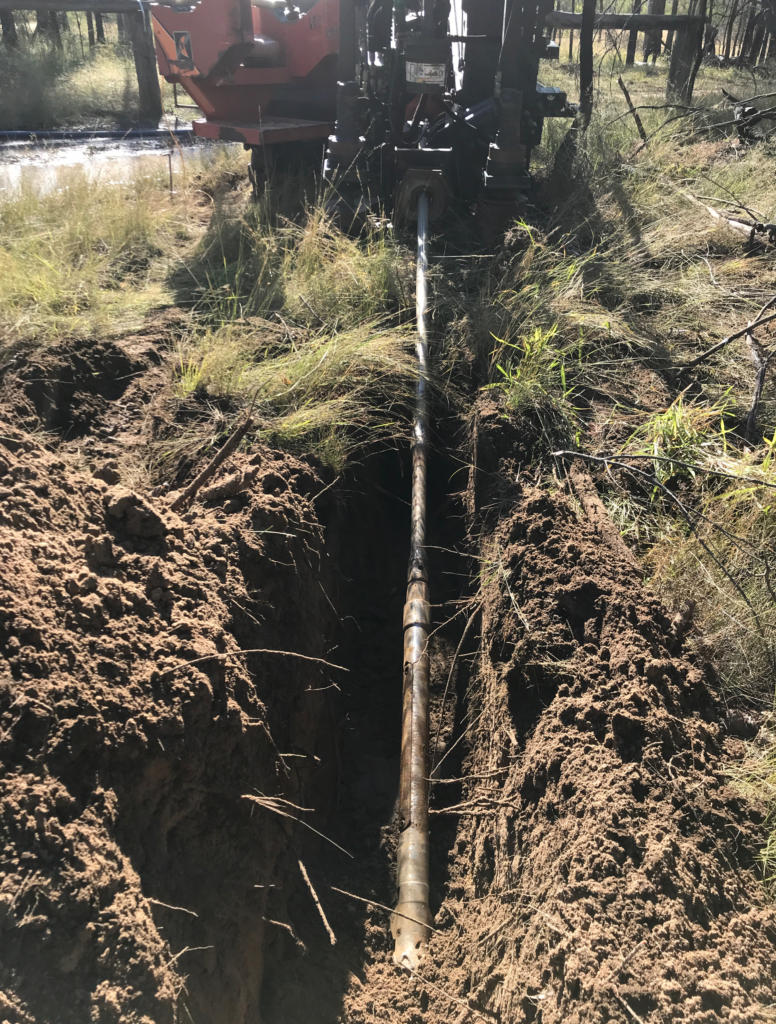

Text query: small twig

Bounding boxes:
[160,648,349,680]
[400,963,497,1023]
[299,294,326,325]
[603,940,646,984]
[612,991,647,1024]
[170,412,255,512]
[428,767,509,784]
[242,795,354,859]
[310,475,341,503]
[431,601,482,767]
[298,860,336,946]
[431,707,487,778]
[262,917,305,951]
[148,898,198,918]
[167,945,213,967]
[617,76,647,142]
[329,885,439,933]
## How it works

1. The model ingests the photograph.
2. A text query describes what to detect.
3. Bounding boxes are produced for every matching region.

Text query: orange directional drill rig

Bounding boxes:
[150,0,575,219]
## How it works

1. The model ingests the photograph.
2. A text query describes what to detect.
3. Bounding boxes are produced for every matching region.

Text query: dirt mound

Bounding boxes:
[0,414,342,1023]
[341,401,776,1023]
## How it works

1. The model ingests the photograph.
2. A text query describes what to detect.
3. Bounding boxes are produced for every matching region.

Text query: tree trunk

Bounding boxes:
[117,12,127,42]
[49,9,62,49]
[579,0,596,127]
[667,0,706,101]
[34,8,49,36]
[569,0,576,60]
[643,0,667,61]
[626,0,642,64]
[723,0,738,56]
[732,9,747,56]
[94,11,104,42]
[749,21,766,62]
[665,0,679,51]
[1,10,19,46]
[86,9,95,46]
[126,7,163,123]
[741,9,756,57]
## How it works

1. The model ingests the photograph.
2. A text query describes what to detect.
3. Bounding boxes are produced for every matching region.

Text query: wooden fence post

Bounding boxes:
[126,4,162,122]
[0,8,18,45]
[666,17,704,101]
[626,0,642,63]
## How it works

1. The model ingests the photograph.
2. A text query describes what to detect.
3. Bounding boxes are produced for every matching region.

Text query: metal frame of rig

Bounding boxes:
[149,0,577,228]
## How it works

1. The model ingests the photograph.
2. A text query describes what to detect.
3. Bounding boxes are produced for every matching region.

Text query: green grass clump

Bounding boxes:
[170,188,417,463]
[0,167,175,345]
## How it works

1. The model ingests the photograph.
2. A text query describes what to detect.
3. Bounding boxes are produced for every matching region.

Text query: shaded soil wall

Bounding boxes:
[0,340,346,1024]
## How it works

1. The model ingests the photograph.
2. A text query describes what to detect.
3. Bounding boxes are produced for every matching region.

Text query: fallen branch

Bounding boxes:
[298,860,336,945]
[617,76,647,142]
[703,204,776,246]
[170,412,254,513]
[677,307,776,368]
[562,452,776,490]
[744,332,776,441]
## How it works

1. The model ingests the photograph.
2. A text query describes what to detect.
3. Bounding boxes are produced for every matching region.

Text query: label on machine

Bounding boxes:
[405,62,447,86]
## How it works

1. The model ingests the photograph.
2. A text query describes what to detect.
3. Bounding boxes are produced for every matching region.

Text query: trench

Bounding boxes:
[1,172,775,1022]
[258,434,474,1022]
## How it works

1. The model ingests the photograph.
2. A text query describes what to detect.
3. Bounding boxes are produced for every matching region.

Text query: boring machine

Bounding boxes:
[151,0,576,226]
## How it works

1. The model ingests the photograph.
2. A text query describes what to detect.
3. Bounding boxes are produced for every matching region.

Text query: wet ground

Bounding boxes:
[0,135,240,194]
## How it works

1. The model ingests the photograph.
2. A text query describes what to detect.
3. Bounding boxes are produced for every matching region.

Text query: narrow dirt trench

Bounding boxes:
[260,432,473,1022]
[1,338,775,1024]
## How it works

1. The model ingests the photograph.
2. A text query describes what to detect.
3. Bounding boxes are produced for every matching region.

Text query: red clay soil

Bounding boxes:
[0,338,774,1024]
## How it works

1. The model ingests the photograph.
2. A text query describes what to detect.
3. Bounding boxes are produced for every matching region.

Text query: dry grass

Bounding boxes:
[0,16,195,130]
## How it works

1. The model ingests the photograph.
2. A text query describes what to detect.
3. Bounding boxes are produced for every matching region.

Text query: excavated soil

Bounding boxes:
[0,336,774,1024]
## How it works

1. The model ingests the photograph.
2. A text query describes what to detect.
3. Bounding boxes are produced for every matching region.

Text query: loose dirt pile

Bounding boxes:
[0,337,344,1023]
[0,340,774,1024]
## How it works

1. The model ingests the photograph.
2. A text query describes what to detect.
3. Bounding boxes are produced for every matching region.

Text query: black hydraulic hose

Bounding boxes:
[392,192,433,969]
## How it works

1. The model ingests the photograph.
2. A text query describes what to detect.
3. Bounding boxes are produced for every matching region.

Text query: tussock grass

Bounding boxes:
[164,176,417,463]
[0,167,172,344]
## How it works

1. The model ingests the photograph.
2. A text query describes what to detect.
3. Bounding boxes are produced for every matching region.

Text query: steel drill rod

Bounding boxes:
[392,192,432,969]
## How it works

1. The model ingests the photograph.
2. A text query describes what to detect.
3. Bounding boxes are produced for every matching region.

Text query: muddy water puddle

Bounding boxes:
[0,136,238,193]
